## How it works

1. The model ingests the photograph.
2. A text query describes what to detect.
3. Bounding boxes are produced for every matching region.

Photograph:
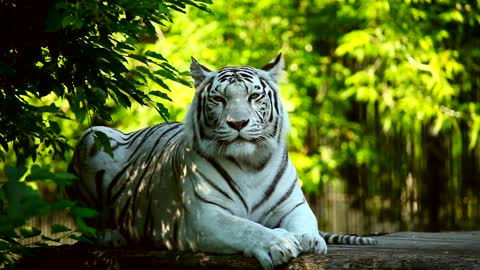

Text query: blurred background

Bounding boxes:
[2,0,479,237]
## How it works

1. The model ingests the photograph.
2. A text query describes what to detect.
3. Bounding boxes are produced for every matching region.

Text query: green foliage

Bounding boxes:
[0,0,212,267]
[0,0,478,257]
[0,165,94,268]
[93,131,114,159]
[149,0,479,230]
[0,0,211,164]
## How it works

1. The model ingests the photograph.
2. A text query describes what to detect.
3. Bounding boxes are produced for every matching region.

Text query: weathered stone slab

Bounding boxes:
[16,232,480,270]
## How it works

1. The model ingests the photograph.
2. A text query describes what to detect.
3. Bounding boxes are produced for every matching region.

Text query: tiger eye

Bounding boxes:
[210,95,226,103]
[249,93,262,101]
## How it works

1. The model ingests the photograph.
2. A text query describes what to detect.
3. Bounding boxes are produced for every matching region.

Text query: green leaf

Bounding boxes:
[110,86,132,108]
[149,91,172,102]
[128,54,149,65]
[36,104,59,113]
[75,217,97,238]
[93,131,114,159]
[145,51,167,62]
[0,234,21,243]
[26,165,54,181]
[41,235,60,243]
[50,199,76,210]
[19,226,41,239]
[6,165,28,182]
[92,88,108,105]
[469,114,480,150]
[116,43,135,52]
[51,224,71,234]
[71,207,98,219]
[0,135,8,152]
[149,74,171,91]
[53,172,77,186]
[49,120,61,134]
[0,240,13,251]
[155,102,170,121]
[61,15,75,28]
[35,241,56,247]
[0,252,16,266]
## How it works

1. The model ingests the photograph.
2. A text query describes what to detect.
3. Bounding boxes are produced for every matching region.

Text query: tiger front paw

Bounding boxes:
[245,228,302,270]
[294,233,327,254]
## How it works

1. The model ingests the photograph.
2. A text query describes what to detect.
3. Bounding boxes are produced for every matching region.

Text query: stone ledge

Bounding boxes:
[17,232,480,270]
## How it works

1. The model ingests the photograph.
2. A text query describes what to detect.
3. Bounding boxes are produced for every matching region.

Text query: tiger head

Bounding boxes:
[184,54,290,164]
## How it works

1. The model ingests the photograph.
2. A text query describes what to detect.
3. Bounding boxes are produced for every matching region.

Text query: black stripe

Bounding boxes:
[113,124,183,228]
[252,149,288,212]
[88,144,98,157]
[106,160,134,204]
[130,126,183,223]
[276,119,283,143]
[110,162,134,203]
[172,218,180,247]
[192,184,235,215]
[261,78,280,116]
[196,80,213,140]
[271,87,279,116]
[67,179,96,208]
[196,170,235,202]
[320,233,377,245]
[227,157,243,171]
[95,170,105,212]
[205,156,249,213]
[267,91,274,122]
[137,128,183,206]
[118,196,132,232]
[254,109,263,121]
[125,124,162,149]
[259,176,298,223]
[252,155,272,171]
[270,117,279,140]
[274,200,306,228]
[143,197,152,238]
[157,127,183,161]
[196,83,208,124]
[127,124,170,162]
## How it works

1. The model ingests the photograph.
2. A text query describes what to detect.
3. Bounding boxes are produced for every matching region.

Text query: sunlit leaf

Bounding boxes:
[155,102,170,121]
[145,50,167,62]
[19,226,41,239]
[150,91,173,102]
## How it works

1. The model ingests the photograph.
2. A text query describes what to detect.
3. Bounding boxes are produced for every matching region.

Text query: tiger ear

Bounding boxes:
[190,57,212,88]
[260,53,284,82]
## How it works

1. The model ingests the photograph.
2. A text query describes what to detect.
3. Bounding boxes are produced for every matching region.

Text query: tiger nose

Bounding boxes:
[227,119,249,131]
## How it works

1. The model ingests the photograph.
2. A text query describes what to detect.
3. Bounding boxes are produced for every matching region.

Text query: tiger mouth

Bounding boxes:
[233,137,252,144]
[217,136,255,145]
[232,136,264,144]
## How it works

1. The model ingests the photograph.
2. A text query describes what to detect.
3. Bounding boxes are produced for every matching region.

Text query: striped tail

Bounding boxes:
[320,231,378,245]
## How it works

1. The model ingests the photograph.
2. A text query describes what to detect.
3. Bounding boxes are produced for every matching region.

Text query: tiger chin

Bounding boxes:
[68,54,327,270]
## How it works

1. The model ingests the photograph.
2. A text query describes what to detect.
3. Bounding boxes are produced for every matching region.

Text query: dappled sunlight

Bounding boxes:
[4,2,479,260]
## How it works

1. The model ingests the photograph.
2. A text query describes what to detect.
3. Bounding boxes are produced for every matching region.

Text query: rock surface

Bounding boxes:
[17,232,480,270]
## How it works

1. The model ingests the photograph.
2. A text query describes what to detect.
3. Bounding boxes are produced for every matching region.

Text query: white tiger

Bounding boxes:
[68,54,376,270]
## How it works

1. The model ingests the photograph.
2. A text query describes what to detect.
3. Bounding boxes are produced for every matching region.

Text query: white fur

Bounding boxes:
[69,55,326,270]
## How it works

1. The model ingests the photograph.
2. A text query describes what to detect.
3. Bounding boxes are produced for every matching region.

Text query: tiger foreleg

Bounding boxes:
[184,206,302,270]
[277,203,327,255]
